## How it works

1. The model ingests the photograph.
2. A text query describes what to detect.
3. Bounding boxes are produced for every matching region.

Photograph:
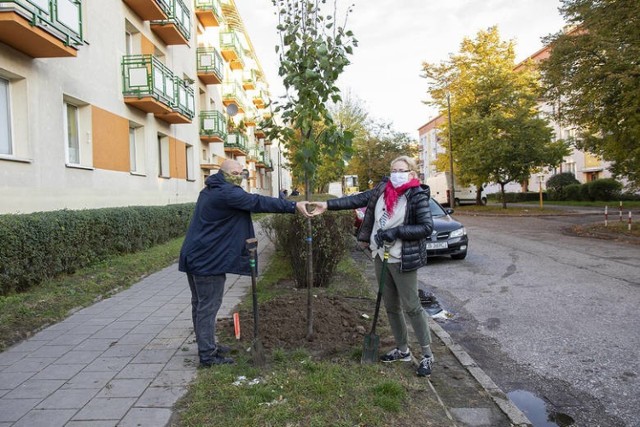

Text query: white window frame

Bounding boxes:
[0,77,12,156]
[186,144,195,181]
[63,96,92,169]
[129,124,145,175]
[64,102,81,165]
[158,135,170,178]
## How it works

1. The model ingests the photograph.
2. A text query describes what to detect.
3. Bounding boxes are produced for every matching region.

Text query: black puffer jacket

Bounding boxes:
[327,178,434,271]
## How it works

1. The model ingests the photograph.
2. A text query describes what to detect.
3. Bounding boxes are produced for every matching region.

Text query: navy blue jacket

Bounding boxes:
[179,172,297,276]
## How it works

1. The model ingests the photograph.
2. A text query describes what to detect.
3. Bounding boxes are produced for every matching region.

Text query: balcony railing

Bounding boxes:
[194,0,221,27]
[253,89,267,109]
[122,0,170,20]
[199,110,226,142]
[225,132,248,155]
[150,0,190,45]
[222,81,245,113]
[196,47,223,85]
[121,54,193,123]
[219,31,241,62]
[242,69,256,90]
[0,0,83,57]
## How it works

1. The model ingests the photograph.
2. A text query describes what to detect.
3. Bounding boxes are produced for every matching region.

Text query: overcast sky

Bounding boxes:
[235,0,567,138]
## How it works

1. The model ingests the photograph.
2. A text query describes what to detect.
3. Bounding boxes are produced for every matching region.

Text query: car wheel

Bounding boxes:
[481,197,487,205]
[451,251,467,260]
[454,198,460,207]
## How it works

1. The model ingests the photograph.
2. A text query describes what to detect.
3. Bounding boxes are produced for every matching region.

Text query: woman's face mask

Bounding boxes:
[223,170,243,186]
[390,171,410,188]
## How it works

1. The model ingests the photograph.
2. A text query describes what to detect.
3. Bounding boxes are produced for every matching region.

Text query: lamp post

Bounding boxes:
[277,145,282,195]
[538,173,544,209]
[446,91,456,207]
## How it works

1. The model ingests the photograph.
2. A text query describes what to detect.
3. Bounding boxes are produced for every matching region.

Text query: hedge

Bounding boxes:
[0,204,194,295]
[488,192,547,203]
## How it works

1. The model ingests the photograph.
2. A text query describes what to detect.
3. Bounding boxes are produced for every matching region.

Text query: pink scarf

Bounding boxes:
[384,178,421,216]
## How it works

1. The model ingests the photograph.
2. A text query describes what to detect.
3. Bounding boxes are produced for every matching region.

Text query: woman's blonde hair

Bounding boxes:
[390,156,417,172]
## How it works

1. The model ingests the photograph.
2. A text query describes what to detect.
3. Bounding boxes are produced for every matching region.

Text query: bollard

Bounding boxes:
[629,211,632,232]
[619,201,623,222]
[604,205,608,227]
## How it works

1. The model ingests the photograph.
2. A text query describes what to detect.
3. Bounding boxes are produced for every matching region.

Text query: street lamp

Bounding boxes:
[538,173,544,209]
[446,91,456,207]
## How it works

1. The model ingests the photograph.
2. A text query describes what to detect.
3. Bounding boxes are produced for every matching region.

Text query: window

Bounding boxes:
[0,78,11,155]
[65,103,80,164]
[186,144,194,181]
[128,125,145,174]
[158,135,170,178]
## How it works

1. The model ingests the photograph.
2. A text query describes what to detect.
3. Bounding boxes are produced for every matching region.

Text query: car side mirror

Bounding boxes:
[446,208,454,215]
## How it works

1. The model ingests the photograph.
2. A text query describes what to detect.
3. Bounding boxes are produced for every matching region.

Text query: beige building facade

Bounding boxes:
[0,0,284,214]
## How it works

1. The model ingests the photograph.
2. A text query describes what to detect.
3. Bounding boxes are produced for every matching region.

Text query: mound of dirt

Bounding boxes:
[219,289,386,358]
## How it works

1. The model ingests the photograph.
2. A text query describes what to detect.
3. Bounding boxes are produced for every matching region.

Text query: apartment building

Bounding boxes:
[417,33,613,193]
[0,0,282,214]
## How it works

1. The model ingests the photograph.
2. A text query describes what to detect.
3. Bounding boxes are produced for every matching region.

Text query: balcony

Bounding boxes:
[200,154,224,171]
[255,128,266,139]
[122,0,169,20]
[242,69,256,90]
[219,31,242,62]
[0,0,83,58]
[222,81,245,113]
[150,0,190,45]
[253,89,267,109]
[196,47,223,84]
[121,54,194,123]
[199,110,226,142]
[225,132,248,156]
[194,0,221,27]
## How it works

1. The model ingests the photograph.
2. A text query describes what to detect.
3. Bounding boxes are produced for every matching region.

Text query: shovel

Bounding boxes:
[361,245,390,364]
[246,238,266,367]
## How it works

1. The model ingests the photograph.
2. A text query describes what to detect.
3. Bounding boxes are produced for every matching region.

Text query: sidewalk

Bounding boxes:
[0,224,531,427]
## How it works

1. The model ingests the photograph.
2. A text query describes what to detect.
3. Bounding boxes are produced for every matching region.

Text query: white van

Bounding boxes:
[426,172,486,206]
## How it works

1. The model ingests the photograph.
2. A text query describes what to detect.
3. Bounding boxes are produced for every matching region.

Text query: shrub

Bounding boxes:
[580,183,592,201]
[564,184,583,201]
[547,173,580,191]
[0,204,193,295]
[492,192,546,203]
[587,178,622,201]
[261,208,353,288]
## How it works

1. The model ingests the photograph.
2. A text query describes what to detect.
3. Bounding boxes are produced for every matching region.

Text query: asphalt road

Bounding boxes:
[418,212,640,427]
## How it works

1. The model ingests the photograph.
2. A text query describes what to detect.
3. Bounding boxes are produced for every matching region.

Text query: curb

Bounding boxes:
[429,320,533,427]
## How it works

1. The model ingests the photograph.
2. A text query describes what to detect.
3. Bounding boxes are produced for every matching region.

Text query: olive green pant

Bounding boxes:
[374,256,431,356]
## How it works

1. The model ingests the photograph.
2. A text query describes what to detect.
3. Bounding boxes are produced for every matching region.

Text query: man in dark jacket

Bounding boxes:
[180,159,311,367]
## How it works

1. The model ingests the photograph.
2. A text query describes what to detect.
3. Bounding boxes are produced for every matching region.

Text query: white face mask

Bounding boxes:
[390,172,410,188]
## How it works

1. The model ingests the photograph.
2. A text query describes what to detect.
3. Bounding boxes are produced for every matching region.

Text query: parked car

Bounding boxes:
[353,198,468,260]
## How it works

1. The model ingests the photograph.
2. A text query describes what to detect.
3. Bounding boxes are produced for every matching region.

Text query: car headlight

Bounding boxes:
[449,227,466,238]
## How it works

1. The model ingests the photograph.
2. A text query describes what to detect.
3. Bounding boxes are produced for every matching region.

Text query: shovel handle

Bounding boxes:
[369,246,390,335]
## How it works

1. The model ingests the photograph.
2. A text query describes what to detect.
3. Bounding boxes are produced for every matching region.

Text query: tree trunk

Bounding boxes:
[500,183,507,209]
[304,172,314,341]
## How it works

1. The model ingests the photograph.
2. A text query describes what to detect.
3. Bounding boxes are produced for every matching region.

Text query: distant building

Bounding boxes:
[417,26,614,193]
[0,0,287,214]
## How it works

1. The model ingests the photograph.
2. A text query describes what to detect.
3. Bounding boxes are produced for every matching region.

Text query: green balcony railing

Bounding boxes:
[219,31,242,60]
[1,0,84,48]
[199,110,226,140]
[174,76,195,119]
[222,81,246,110]
[225,132,248,153]
[194,0,221,25]
[196,47,223,82]
[263,152,272,169]
[122,54,175,108]
[151,0,191,41]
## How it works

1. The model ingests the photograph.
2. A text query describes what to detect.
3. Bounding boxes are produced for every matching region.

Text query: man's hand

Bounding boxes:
[295,202,314,218]
[374,227,399,248]
[305,202,327,217]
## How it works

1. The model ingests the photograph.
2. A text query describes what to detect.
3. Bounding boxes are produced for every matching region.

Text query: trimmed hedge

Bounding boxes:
[489,192,547,203]
[0,204,194,295]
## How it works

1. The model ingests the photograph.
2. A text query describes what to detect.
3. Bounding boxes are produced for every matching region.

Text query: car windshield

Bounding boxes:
[429,198,448,217]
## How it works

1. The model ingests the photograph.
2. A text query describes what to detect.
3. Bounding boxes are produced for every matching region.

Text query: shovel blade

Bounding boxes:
[361,333,380,364]
[251,338,266,367]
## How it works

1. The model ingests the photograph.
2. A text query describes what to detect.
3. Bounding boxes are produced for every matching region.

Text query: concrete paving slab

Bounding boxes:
[96,378,153,398]
[134,386,188,408]
[118,407,172,427]
[4,379,65,399]
[71,397,136,421]
[36,388,99,409]
[31,363,85,380]
[11,409,76,427]
[115,363,165,379]
[0,399,41,422]
[61,371,116,390]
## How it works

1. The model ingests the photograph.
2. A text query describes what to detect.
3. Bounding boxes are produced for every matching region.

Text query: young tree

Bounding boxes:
[540,0,640,189]
[265,0,357,339]
[423,27,568,208]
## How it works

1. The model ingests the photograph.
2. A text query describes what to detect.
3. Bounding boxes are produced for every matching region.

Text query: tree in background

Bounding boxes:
[348,120,417,190]
[265,0,357,340]
[423,26,568,208]
[540,0,640,189]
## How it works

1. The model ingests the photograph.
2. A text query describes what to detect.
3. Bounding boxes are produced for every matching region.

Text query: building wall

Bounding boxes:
[0,0,283,214]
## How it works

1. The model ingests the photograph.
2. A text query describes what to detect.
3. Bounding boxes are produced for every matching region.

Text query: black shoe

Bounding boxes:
[215,344,232,354]
[200,354,235,368]
[416,355,434,377]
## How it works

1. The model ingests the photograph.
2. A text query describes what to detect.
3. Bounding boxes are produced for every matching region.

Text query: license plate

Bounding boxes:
[426,241,448,250]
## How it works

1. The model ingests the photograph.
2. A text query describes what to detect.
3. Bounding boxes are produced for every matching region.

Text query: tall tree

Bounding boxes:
[265,0,357,339]
[349,121,417,190]
[423,27,568,207]
[540,0,640,188]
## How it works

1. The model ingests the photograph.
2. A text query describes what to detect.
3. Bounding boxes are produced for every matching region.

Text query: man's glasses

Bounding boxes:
[391,169,410,173]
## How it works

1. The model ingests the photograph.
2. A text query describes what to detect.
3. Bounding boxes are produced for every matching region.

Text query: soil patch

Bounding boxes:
[219,288,385,358]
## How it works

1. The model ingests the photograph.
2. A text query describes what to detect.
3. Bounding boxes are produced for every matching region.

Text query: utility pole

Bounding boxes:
[446,91,456,207]
[277,144,282,194]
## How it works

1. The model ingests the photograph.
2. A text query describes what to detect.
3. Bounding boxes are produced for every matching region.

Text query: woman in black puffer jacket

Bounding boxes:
[312,156,436,377]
